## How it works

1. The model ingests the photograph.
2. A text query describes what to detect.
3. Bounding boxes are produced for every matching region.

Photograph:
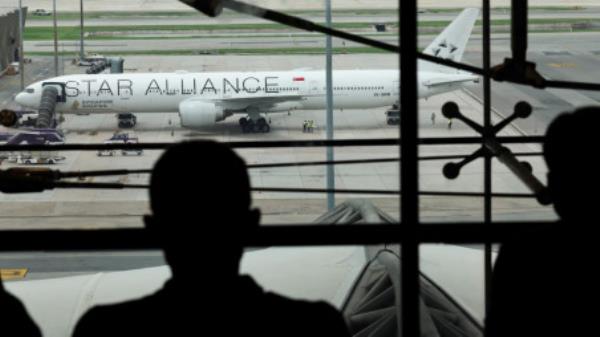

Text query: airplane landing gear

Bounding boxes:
[385,104,400,126]
[239,115,270,133]
[256,118,270,133]
[118,113,137,128]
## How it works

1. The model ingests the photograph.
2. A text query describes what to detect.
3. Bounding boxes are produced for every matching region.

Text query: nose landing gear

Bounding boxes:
[385,104,400,126]
[117,113,137,128]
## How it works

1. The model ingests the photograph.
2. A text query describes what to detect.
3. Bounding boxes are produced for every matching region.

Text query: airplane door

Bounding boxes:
[308,80,320,96]
[41,82,67,103]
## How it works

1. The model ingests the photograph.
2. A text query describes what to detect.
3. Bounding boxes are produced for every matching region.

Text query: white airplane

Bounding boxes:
[4,200,489,337]
[6,245,488,337]
[14,9,479,133]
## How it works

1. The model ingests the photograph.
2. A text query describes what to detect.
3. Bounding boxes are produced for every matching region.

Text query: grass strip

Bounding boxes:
[25,46,391,57]
[25,18,600,40]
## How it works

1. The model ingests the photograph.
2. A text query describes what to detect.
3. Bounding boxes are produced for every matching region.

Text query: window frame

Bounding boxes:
[3,2,595,337]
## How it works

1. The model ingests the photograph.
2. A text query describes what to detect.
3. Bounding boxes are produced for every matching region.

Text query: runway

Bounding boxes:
[20,0,600,12]
[25,7,600,27]
[24,31,600,56]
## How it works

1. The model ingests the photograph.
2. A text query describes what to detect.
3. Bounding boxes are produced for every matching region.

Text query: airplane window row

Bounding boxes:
[222,87,300,92]
[332,86,385,91]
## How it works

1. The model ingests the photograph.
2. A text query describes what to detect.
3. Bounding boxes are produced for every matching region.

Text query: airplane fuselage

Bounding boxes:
[16,70,470,115]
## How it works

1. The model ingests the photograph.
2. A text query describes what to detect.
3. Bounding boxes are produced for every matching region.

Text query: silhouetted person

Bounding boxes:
[0,277,41,337]
[73,141,350,337]
[488,107,600,337]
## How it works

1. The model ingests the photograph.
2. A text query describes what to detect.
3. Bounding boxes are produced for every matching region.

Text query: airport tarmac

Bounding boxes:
[0,53,556,229]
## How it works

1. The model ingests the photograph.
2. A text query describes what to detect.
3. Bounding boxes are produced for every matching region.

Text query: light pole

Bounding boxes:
[53,0,58,76]
[325,0,335,211]
[18,0,24,90]
[80,0,84,60]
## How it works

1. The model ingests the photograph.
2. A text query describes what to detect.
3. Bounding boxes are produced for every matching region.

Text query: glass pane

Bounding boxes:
[417,6,484,223]
[2,246,362,336]
[1,0,402,228]
[0,144,402,228]
[484,5,586,221]
[492,147,556,221]
[420,244,488,336]
[3,244,491,337]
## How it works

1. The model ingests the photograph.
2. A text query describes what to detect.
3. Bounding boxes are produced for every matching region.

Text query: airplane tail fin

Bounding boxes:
[420,8,480,73]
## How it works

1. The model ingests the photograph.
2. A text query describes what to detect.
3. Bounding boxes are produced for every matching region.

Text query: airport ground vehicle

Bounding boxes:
[96,148,117,157]
[121,148,143,156]
[78,53,107,67]
[31,9,52,16]
[12,152,65,165]
[386,104,400,125]
[1,129,65,145]
[97,133,143,157]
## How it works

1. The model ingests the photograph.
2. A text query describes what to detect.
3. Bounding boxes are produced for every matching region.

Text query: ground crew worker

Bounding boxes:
[303,120,307,133]
[431,113,436,125]
[448,118,453,130]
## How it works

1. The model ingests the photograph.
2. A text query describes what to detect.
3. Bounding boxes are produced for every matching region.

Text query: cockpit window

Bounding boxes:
[25,88,35,94]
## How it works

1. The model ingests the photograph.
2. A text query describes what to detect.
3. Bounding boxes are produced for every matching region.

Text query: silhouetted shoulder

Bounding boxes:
[73,277,350,337]
[488,226,553,337]
[0,288,42,337]
[489,222,598,337]
[72,289,174,337]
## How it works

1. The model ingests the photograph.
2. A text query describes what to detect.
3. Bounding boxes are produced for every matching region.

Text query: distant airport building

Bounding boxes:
[0,7,26,75]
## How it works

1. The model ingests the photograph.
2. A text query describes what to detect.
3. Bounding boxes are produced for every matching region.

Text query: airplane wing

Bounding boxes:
[178,95,306,128]
[217,94,303,104]
[184,94,304,111]
[6,245,488,337]
[422,74,479,88]
[5,246,363,337]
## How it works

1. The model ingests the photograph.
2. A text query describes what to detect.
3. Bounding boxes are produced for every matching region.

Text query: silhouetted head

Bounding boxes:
[145,141,260,282]
[545,107,600,222]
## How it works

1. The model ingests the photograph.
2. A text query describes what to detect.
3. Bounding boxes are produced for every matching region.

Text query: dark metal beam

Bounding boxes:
[0,136,546,152]
[400,0,420,336]
[483,1,494,335]
[511,0,528,65]
[0,223,552,251]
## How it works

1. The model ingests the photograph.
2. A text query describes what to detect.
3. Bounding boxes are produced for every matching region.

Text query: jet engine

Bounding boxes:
[178,100,226,128]
[0,109,19,127]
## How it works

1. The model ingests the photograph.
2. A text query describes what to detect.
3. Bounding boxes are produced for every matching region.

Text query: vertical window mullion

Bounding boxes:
[482,0,494,336]
[399,0,419,336]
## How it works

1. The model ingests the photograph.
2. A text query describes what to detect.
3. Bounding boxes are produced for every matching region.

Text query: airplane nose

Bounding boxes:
[15,92,32,107]
[15,92,26,105]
